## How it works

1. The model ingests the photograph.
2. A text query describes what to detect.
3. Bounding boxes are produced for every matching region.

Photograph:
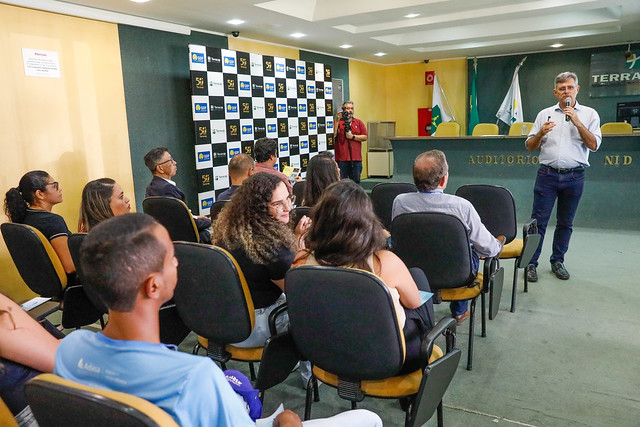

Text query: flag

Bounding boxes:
[431,73,453,133]
[468,62,479,135]
[496,62,524,126]
[627,52,640,69]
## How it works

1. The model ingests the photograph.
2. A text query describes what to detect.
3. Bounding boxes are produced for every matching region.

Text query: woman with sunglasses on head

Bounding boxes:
[213,172,310,348]
[78,178,131,232]
[4,170,75,275]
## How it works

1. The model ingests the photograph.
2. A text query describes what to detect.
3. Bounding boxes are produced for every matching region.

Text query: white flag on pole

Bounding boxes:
[431,73,453,132]
[496,60,525,126]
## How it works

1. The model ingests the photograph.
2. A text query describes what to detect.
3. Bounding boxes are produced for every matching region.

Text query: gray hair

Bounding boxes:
[555,71,578,88]
[342,101,354,109]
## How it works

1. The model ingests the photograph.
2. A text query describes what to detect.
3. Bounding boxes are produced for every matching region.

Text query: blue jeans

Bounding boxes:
[530,165,585,267]
[338,161,362,183]
[451,251,480,316]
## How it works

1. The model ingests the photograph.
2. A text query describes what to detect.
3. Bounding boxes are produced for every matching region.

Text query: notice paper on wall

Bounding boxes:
[22,48,60,78]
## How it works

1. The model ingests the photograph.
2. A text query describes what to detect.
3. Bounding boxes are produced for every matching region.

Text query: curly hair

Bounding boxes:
[78,178,116,232]
[213,172,296,264]
[302,155,339,207]
[304,180,386,271]
[4,171,51,223]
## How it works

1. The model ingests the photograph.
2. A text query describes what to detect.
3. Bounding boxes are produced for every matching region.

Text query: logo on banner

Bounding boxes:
[301,140,308,149]
[309,121,316,130]
[226,103,238,113]
[191,53,205,64]
[198,152,211,162]
[265,82,275,93]
[297,65,305,75]
[280,142,288,152]
[241,125,253,135]
[307,85,314,95]
[276,63,285,73]
[267,124,277,133]
[278,103,287,112]
[298,104,307,113]
[195,103,208,113]
[326,86,332,95]
[240,81,250,91]
[201,198,213,209]
[228,148,240,157]
[224,56,236,67]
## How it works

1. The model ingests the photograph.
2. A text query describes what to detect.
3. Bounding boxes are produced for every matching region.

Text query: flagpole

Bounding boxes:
[437,74,457,123]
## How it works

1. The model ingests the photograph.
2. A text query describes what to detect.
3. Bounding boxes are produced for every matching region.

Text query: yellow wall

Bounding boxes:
[228,39,299,59]
[0,4,133,302]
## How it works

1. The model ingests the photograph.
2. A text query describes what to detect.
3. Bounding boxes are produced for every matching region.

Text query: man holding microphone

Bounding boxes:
[525,71,601,282]
[334,101,367,182]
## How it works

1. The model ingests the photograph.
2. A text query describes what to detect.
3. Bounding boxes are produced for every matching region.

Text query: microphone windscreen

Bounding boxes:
[564,97,571,107]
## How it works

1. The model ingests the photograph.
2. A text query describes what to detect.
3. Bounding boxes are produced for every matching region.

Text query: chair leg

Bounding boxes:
[249,362,257,381]
[524,261,529,293]
[351,401,357,410]
[480,293,486,338]
[510,259,518,313]
[313,377,320,402]
[192,342,202,355]
[467,298,476,371]
[437,401,444,427]
[304,378,314,420]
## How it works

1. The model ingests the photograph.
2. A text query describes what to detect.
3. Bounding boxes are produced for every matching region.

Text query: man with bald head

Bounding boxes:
[392,150,504,325]
[216,154,255,201]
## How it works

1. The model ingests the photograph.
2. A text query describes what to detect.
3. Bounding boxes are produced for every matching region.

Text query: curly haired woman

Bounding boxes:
[213,172,310,348]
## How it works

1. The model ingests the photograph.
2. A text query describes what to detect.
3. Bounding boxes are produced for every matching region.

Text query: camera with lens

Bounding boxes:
[340,109,352,133]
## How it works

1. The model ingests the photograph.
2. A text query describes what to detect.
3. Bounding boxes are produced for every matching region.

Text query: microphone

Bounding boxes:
[564,97,571,122]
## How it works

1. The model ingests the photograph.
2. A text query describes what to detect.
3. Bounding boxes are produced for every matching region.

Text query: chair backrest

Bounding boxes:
[286,265,405,380]
[391,212,475,289]
[67,233,108,314]
[600,122,633,134]
[370,182,417,230]
[172,242,254,344]
[142,197,199,243]
[1,223,66,297]
[472,123,499,136]
[455,184,517,243]
[433,122,460,137]
[508,121,534,135]
[209,200,228,221]
[25,373,178,427]
[292,180,306,202]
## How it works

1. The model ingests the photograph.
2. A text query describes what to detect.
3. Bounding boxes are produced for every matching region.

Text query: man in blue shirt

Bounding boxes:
[54,213,381,427]
[525,72,601,281]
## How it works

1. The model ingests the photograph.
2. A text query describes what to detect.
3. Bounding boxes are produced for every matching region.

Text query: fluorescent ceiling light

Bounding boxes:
[374,52,386,56]
[130,0,151,3]
[550,43,564,48]
[290,32,306,38]
[227,19,245,25]
[404,13,420,18]
[340,44,352,49]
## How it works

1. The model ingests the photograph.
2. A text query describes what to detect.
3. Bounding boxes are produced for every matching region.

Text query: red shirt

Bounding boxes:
[334,117,367,162]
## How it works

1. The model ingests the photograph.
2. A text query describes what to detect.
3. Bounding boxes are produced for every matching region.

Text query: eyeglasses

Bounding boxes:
[556,85,576,92]
[156,157,175,168]
[45,182,59,191]
[269,194,296,211]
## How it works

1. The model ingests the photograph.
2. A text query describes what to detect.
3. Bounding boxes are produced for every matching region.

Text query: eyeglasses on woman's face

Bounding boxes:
[269,194,296,211]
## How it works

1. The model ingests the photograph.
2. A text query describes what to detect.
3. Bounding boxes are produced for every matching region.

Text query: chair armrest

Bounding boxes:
[522,218,538,238]
[420,316,457,367]
[268,302,288,336]
[481,255,500,290]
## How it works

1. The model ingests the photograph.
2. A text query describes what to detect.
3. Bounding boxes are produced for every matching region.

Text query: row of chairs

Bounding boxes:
[434,121,634,137]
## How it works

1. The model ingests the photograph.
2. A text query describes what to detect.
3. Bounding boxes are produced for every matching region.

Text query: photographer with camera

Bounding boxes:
[334,100,367,182]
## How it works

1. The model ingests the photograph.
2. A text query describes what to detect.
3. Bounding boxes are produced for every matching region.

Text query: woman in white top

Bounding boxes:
[294,180,434,374]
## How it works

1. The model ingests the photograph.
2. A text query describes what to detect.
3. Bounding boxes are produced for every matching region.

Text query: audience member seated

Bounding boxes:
[294,180,434,374]
[217,154,255,201]
[391,150,505,325]
[54,213,381,427]
[212,173,310,348]
[301,154,340,207]
[4,170,75,275]
[78,178,131,232]
[0,293,61,423]
[253,138,293,194]
[144,147,212,244]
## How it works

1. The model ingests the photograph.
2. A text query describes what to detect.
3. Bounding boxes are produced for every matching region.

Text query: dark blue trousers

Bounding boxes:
[530,165,585,267]
[337,161,362,183]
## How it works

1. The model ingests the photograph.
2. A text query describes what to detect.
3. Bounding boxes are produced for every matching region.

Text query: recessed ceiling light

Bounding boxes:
[374,52,386,57]
[550,43,564,48]
[290,33,306,38]
[340,44,352,49]
[404,13,420,18]
[130,0,151,3]
[227,19,245,26]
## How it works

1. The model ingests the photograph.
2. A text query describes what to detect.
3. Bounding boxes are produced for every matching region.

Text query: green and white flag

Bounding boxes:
[468,60,479,135]
[431,73,453,133]
[496,57,525,126]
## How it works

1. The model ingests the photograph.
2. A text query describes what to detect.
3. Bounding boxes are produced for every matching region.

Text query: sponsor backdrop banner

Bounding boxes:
[589,51,640,98]
[189,45,334,215]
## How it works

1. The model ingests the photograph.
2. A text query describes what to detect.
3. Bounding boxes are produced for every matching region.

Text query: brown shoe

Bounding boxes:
[454,310,470,326]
